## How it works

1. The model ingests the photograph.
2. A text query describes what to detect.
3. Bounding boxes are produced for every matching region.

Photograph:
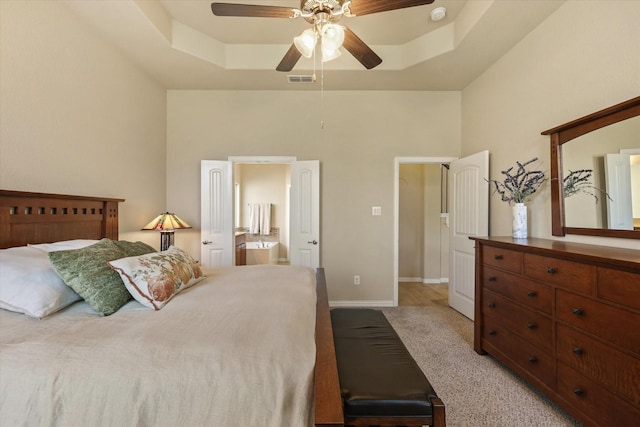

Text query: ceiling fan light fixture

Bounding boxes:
[321,23,345,50]
[294,29,317,58]
[321,46,341,62]
[213,0,435,72]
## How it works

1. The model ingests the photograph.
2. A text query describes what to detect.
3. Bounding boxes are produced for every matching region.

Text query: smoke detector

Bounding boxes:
[430,7,446,21]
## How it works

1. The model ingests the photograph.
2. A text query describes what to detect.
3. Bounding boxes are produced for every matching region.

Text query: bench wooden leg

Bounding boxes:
[431,397,446,427]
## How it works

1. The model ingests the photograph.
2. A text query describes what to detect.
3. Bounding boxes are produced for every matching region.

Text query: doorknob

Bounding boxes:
[202,240,213,245]
[307,240,318,245]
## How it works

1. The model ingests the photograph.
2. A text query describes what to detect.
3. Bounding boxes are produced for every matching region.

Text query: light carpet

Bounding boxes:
[380,306,582,427]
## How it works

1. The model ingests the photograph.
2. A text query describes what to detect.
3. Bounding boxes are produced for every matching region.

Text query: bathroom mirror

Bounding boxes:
[542,96,640,239]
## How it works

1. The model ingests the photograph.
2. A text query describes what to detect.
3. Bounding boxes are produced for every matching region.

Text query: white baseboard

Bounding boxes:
[399,277,423,283]
[330,300,395,308]
[399,277,449,284]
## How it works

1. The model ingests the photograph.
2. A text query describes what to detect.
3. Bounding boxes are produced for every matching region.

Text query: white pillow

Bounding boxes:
[108,246,204,310]
[0,246,82,318]
[28,239,98,253]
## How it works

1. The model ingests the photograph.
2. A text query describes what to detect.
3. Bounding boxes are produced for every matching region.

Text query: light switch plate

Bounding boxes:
[372,206,382,216]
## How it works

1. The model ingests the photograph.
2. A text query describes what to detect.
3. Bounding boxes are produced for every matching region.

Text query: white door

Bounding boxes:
[605,153,633,230]
[201,160,233,268]
[448,151,489,320]
[290,160,320,268]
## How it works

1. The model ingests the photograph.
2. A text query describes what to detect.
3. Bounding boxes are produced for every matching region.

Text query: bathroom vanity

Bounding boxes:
[472,237,640,427]
[235,233,246,266]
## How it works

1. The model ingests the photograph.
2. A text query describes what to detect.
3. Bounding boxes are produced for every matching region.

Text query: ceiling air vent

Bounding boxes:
[287,75,316,84]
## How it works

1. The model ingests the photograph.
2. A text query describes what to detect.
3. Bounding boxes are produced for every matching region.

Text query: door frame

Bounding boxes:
[229,156,297,265]
[228,156,320,270]
[228,156,298,164]
[393,157,457,307]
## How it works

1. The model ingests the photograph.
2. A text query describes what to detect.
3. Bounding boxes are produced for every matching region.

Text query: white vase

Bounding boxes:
[512,203,527,238]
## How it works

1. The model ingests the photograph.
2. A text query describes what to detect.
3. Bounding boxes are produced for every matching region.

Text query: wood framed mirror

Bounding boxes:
[542,96,640,240]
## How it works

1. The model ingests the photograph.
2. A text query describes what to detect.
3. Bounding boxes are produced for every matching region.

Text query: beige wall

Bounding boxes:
[3,0,638,307]
[167,91,461,302]
[423,164,444,282]
[462,0,640,250]
[398,164,446,283]
[0,1,167,247]
[399,164,424,280]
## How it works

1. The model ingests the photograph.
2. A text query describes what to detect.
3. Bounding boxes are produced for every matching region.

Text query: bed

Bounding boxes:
[0,190,343,427]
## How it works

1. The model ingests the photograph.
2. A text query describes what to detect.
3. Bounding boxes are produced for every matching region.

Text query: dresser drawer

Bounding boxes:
[483,289,552,351]
[483,266,552,314]
[524,253,595,294]
[482,246,523,273]
[483,316,555,388]
[557,289,640,355]
[558,362,640,427]
[597,267,640,311]
[474,238,640,427]
[557,324,640,406]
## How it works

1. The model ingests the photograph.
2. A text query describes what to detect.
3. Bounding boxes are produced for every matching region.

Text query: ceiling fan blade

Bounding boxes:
[211,3,296,18]
[347,0,435,16]
[276,44,302,72]
[342,28,382,70]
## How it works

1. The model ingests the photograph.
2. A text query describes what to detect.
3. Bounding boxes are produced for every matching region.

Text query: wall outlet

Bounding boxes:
[354,275,360,285]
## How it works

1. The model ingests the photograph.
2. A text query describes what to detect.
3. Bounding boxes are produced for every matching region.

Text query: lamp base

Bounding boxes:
[159,231,175,251]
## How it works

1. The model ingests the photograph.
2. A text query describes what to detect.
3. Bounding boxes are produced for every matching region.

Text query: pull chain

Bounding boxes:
[310,41,323,130]
[319,38,325,130]
[320,57,325,130]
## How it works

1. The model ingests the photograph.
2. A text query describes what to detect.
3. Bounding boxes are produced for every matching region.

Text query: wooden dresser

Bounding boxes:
[471,237,640,427]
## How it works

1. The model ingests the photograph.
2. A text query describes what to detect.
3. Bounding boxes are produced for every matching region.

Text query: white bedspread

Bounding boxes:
[0,265,317,427]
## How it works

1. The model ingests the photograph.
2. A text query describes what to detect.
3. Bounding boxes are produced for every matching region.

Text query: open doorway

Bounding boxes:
[394,157,456,307]
[201,157,320,269]
[234,163,291,264]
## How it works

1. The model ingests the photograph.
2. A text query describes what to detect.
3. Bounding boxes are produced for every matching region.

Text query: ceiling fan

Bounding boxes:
[211,1,436,72]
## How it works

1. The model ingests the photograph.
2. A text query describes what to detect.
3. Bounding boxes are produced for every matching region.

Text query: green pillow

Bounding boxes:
[113,240,156,257]
[48,238,131,316]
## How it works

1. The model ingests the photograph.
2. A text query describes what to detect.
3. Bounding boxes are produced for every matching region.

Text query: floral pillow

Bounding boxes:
[108,246,204,310]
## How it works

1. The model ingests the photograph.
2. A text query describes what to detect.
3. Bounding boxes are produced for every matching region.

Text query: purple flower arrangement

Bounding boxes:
[487,158,546,205]
[563,169,610,203]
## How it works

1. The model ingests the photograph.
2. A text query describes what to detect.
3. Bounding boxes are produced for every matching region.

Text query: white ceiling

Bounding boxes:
[62,0,565,90]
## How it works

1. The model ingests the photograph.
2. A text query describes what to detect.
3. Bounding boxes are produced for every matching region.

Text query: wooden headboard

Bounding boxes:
[0,190,124,249]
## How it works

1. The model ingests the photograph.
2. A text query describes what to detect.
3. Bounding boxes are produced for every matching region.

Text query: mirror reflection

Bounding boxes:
[562,116,640,231]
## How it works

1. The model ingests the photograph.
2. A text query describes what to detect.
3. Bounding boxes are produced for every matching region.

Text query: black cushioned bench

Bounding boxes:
[331,308,446,427]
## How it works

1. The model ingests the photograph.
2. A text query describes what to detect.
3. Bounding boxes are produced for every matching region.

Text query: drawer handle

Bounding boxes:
[488,276,497,282]
[527,290,537,297]
[547,267,557,274]
[572,307,584,316]
[573,388,584,397]
[488,330,497,336]
[527,322,537,329]
[494,255,503,260]
[528,356,538,363]
[573,347,584,356]
[487,302,496,309]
